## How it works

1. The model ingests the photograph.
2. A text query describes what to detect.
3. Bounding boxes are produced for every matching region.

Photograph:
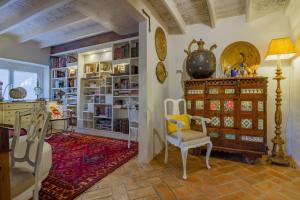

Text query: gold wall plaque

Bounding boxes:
[155,27,167,61]
[220,41,260,75]
[156,62,168,84]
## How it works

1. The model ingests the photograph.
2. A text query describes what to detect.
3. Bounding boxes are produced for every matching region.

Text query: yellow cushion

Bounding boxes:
[167,114,190,133]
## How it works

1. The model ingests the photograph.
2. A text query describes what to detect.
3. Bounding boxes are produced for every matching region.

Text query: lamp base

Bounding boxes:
[268,155,297,168]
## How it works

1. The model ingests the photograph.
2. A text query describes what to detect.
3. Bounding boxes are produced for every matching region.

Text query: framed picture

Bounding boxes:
[47,101,64,119]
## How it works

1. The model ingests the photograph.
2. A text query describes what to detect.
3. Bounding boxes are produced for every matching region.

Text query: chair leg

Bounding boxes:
[164,138,168,164]
[33,181,40,200]
[128,129,131,148]
[135,129,138,142]
[206,141,212,169]
[181,148,188,179]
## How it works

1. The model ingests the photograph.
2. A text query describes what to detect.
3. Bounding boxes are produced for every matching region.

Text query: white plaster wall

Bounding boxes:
[0,34,50,66]
[286,0,300,165]
[128,0,171,162]
[291,56,300,164]
[166,12,294,153]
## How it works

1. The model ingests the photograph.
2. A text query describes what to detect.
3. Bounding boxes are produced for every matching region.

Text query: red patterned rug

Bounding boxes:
[40,133,138,200]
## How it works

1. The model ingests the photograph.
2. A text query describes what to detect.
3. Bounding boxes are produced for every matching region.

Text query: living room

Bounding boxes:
[0,0,300,200]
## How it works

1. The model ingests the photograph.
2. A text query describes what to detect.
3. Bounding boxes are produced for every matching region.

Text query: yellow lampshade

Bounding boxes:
[265,37,296,60]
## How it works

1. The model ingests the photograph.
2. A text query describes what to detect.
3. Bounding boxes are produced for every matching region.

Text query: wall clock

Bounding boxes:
[155,27,167,61]
[156,61,168,84]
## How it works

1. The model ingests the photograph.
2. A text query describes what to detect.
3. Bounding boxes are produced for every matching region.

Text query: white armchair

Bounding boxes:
[164,98,212,179]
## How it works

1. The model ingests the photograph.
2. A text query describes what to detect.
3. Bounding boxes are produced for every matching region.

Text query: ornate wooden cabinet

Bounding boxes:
[184,77,268,162]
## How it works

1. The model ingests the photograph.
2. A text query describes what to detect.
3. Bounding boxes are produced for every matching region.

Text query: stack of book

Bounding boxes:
[50,56,67,68]
[131,41,139,57]
[113,44,130,60]
[114,119,129,134]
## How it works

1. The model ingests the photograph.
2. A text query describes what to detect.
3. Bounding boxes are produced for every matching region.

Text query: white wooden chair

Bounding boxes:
[127,100,139,148]
[164,98,212,179]
[10,105,51,200]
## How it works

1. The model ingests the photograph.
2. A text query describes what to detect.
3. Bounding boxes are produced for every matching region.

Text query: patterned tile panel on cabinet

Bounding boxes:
[210,100,220,111]
[241,101,252,112]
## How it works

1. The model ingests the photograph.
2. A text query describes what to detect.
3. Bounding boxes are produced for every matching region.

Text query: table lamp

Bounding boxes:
[265,37,296,166]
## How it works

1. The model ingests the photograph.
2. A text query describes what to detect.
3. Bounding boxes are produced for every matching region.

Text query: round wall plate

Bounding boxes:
[155,27,167,61]
[156,61,168,84]
[220,41,260,75]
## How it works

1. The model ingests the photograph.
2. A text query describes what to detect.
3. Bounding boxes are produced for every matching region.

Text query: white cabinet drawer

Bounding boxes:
[4,103,34,110]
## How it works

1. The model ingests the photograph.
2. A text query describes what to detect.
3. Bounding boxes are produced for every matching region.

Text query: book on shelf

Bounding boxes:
[131,41,139,57]
[95,105,112,118]
[114,118,129,134]
[50,56,67,68]
[114,43,130,60]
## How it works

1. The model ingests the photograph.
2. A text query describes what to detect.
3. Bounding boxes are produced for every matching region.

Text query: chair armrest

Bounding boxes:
[188,115,210,124]
[188,115,210,135]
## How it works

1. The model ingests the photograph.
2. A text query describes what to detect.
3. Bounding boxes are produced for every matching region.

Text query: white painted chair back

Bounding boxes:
[10,104,51,199]
[164,98,186,117]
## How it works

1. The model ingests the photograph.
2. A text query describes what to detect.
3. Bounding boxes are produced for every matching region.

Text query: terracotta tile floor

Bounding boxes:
[76,146,300,200]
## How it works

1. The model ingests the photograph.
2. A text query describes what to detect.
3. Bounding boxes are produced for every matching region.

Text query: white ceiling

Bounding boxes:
[0,0,290,48]
[145,0,290,33]
[0,0,141,48]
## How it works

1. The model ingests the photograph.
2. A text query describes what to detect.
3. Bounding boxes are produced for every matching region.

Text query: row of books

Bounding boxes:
[53,70,66,78]
[113,44,130,60]
[50,57,67,68]
[95,105,112,117]
[114,119,129,134]
[95,119,112,130]
[131,41,139,57]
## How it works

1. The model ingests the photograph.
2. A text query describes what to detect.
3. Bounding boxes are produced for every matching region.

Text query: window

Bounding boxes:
[0,69,9,99]
[0,61,46,101]
[13,71,38,100]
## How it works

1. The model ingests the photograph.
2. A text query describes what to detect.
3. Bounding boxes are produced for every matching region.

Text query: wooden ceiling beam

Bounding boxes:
[245,0,253,22]
[50,31,138,54]
[73,0,138,35]
[0,0,17,9]
[161,0,186,34]
[0,0,72,35]
[206,0,217,28]
[40,23,108,48]
[20,13,88,43]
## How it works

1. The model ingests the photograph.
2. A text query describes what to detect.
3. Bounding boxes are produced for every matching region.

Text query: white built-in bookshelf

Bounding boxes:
[78,38,139,139]
[50,55,78,118]
[50,37,139,140]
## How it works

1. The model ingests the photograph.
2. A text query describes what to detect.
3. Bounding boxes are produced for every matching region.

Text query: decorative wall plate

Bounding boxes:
[155,27,167,61]
[220,41,260,75]
[156,62,168,84]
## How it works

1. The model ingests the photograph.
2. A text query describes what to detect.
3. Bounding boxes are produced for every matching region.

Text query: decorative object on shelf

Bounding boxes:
[265,37,297,167]
[9,87,27,100]
[220,41,260,77]
[156,61,168,84]
[155,27,167,61]
[184,39,217,79]
[230,69,238,77]
[56,90,65,104]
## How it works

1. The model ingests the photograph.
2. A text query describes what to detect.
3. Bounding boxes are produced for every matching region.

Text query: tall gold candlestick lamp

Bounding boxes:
[265,37,296,166]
